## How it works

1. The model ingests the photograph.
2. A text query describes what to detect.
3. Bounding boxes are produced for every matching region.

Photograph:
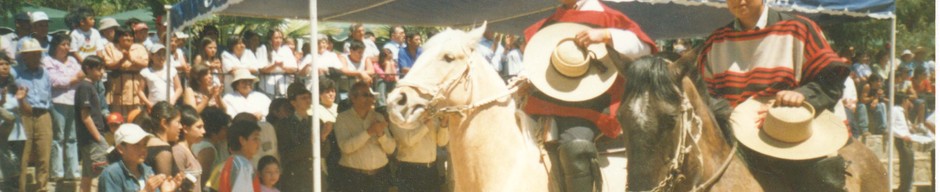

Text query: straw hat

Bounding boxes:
[523,22,620,102]
[18,38,44,54]
[98,18,119,30]
[230,69,258,85]
[733,100,849,160]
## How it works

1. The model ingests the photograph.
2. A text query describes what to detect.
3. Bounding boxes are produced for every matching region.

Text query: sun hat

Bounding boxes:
[98,18,119,30]
[30,11,49,23]
[523,22,621,102]
[18,38,44,54]
[733,99,849,160]
[230,69,259,85]
[114,123,151,145]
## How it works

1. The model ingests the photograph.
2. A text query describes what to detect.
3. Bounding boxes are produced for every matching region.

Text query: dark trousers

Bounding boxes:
[895,139,914,192]
[335,166,389,192]
[396,161,440,192]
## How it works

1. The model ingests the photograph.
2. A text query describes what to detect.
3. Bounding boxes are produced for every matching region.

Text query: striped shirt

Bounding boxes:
[698,8,848,109]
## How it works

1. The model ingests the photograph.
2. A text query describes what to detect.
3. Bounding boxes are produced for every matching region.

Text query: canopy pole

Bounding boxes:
[886,15,896,192]
[310,0,321,191]
[165,5,173,102]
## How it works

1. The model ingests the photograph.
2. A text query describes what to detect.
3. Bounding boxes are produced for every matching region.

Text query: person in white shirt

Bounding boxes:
[334,82,395,192]
[891,95,915,192]
[501,35,524,79]
[69,8,103,63]
[221,36,259,95]
[222,69,271,120]
[382,26,406,61]
[390,114,448,192]
[258,29,297,98]
[343,23,380,61]
[478,29,505,75]
[139,44,182,107]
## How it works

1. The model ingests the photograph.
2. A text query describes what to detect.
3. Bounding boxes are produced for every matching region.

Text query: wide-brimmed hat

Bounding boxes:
[98,18,119,30]
[18,38,44,54]
[734,99,849,160]
[230,69,258,85]
[523,22,620,102]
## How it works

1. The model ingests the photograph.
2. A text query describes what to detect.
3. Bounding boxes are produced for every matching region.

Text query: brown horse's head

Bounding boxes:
[617,55,694,191]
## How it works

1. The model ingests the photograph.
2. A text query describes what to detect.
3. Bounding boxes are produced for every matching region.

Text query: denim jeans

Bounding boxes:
[867,103,888,134]
[848,104,868,139]
[51,104,80,179]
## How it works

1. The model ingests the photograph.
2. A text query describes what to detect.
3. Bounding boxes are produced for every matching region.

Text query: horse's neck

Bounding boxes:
[447,60,539,189]
[681,77,736,185]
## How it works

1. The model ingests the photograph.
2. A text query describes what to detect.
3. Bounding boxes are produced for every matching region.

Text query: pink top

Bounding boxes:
[42,55,82,105]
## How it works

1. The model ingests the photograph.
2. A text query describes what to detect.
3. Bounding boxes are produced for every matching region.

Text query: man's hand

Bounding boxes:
[775,90,805,107]
[575,29,611,48]
[369,121,388,137]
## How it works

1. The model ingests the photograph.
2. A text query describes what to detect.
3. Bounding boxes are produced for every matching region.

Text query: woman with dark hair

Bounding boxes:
[193,38,223,88]
[265,98,291,124]
[222,36,259,94]
[258,29,298,97]
[43,33,85,180]
[144,101,182,176]
[98,27,148,117]
[172,104,205,192]
[193,107,231,185]
[183,64,226,113]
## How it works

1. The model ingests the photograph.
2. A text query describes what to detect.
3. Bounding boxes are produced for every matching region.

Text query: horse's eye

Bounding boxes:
[443,54,456,62]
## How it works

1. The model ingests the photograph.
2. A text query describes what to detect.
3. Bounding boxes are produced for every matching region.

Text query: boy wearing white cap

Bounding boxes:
[69,8,103,63]
[98,124,181,192]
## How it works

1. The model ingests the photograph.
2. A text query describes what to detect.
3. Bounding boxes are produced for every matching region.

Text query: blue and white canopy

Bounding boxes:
[170,0,894,39]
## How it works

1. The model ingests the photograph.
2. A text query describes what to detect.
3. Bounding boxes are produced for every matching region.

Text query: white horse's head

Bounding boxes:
[386,23,488,129]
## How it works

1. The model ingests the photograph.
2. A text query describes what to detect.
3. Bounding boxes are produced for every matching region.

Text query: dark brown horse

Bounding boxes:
[617,54,888,191]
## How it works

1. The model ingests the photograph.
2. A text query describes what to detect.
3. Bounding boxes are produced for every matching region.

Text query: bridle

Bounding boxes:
[394,53,524,124]
[642,89,738,192]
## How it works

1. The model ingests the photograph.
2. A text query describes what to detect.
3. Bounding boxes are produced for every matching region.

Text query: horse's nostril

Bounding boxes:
[397,92,408,105]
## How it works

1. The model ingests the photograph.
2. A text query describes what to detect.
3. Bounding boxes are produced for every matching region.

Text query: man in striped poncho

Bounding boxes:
[696,0,851,191]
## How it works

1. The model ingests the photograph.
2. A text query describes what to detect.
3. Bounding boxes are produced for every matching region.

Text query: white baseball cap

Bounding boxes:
[149,44,166,54]
[30,11,49,23]
[114,124,151,145]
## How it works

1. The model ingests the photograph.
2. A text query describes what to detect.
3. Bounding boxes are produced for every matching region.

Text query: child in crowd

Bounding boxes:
[257,155,281,192]
[139,44,182,108]
[98,124,182,192]
[173,105,205,192]
[217,118,263,192]
[74,56,109,192]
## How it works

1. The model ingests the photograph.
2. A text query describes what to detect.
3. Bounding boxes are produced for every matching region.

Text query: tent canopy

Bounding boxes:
[1,6,69,31]
[102,8,156,29]
[171,0,895,39]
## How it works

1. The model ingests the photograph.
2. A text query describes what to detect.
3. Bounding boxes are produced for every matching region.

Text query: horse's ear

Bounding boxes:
[468,21,487,45]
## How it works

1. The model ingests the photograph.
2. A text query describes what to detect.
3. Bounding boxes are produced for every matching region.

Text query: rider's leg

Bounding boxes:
[558,126,597,192]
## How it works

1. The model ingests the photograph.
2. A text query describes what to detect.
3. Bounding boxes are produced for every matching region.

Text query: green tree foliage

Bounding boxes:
[823,0,934,55]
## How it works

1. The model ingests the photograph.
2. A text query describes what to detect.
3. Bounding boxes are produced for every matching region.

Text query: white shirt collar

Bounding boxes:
[575,0,604,12]
[755,6,769,29]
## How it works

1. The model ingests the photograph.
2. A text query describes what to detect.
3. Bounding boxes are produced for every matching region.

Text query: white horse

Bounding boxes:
[386,24,627,192]
[386,24,550,192]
